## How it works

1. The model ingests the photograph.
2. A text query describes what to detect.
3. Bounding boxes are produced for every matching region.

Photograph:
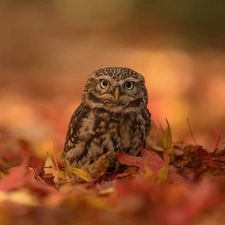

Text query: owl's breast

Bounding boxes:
[95,109,146,156]
[64,105,150,168]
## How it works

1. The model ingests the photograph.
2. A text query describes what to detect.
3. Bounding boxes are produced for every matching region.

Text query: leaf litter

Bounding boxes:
[0,121,225,225]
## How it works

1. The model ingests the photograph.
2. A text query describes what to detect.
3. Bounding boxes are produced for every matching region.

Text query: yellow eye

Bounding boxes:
[124,81,134,90]
[100,80,110,88]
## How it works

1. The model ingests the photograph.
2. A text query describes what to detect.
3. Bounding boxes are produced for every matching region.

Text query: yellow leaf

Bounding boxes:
[0,188,39,206]
[99,187,115,195]
[44,152,56,173]
[69,167,90,182]
[155,163,168,185]
[44,152,62,183]
[84,195,119,211]
[162,119,174,162]
[65,152,110,181]
[143,162,154,178]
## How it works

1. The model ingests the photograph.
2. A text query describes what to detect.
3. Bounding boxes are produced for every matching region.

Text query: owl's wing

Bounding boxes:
[143,108,151,147]
[62,103,90,161]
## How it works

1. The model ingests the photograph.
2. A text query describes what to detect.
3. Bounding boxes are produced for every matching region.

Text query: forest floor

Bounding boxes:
[1,114,225,225]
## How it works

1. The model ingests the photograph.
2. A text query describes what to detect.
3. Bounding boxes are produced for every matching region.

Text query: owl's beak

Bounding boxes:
[113,87,120,101]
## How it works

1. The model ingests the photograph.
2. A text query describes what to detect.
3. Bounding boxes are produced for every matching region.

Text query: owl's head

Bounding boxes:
[82,67,148,112]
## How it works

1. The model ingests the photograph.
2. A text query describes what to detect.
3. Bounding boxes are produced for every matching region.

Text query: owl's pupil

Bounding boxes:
[125,82,133,89]
[126,82,131,88]
[100,80,109,88]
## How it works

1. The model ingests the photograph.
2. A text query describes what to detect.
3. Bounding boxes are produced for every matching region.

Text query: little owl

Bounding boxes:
[62,67,151,170]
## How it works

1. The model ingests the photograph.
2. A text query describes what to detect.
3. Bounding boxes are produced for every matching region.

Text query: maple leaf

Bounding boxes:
[18,139,45,168]
[117,146,170,173]
[116,153,145,169]
[161,119,174,162]
[0,161,27,191]
[117,145,183,183]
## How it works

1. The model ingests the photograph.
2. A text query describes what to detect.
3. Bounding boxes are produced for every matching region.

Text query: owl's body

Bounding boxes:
[63,67,151,169]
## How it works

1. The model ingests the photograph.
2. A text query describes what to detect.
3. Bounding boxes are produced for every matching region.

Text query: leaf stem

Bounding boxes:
[186,118,198,146]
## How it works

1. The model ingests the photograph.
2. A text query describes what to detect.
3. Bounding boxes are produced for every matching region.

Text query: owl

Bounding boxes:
[62,67,151,171]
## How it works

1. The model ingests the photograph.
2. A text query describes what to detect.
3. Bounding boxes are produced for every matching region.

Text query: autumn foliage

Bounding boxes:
[0,121,225,225]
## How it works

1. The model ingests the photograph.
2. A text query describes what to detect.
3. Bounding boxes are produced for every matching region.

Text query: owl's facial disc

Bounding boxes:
[100,79,121,102]
[97,78,139,105]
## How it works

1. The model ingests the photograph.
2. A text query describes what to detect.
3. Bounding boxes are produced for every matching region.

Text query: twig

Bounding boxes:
[187,118,198,146]
[213,133,221,153]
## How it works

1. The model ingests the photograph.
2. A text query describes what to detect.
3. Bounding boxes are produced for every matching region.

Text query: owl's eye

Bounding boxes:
[100,79,110,88]
[124,81,134,90]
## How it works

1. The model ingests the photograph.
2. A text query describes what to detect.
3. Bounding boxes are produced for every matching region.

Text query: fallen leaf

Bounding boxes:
[86,152,110,178]
[41,153,62,186]
[155,163,168,185]
[18,139,44,168]
[0,188,39,206]
[141,147,167,170]
[175,145,199,168]
[116,153,145,169]
[162,119,174,162]
[68,167,90,182]
[117,148,169,173]
[0,161,27,191]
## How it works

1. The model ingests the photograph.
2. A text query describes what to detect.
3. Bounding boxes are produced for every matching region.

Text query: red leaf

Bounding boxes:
[116,152,145,168]
[0,161,27,191]
[117,149,169,172]
[141,148,164,166]
[141,147,169,171]
[163,151,170,163]
[18,139,44,168]
[196,145,209,158]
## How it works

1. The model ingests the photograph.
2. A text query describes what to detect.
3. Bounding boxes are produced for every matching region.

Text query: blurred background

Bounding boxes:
[1,0,225,154]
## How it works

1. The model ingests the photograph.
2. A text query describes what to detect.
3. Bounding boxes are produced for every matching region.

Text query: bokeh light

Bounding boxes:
[0,0,225,151]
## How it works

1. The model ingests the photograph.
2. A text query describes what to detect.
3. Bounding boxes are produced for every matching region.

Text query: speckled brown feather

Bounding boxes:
[62,67,151,170]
